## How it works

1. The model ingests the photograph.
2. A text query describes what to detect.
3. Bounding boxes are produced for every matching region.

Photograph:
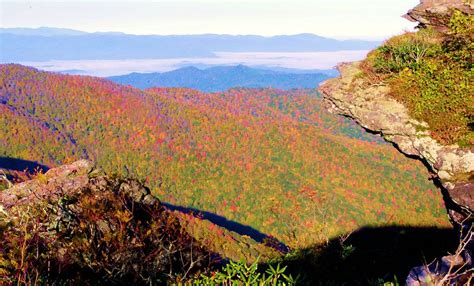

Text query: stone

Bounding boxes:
[319,1,474,284]
[319,61,474,226]
[406,250,473,285]
[404,0,474,32]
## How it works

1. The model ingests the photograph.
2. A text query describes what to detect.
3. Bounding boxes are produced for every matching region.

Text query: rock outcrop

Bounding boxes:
[0,160,160,215]
[404,0,474,32]
[319,62,474,226]
[0,160,217,285]
[319,1,473,284]
[406,233,473,286]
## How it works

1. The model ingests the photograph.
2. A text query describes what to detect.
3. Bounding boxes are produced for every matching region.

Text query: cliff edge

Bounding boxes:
[319,61,473,225]
[319,0,473,226]
[319,2,473,283]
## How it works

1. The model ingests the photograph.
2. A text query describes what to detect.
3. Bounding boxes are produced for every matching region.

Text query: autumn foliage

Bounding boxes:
[0,65,449,249]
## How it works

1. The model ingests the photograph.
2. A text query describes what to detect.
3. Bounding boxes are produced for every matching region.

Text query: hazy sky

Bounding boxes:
[1,0,419,38]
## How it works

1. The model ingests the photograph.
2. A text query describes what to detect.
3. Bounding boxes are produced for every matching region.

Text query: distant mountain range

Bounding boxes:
[108,65,330,92]
[0,27,89,36]
[0,27,380,62]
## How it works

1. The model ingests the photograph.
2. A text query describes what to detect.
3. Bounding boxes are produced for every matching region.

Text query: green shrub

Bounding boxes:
[370,29,441,74]
[190,260,299,285]
[445,10,473,69]
[362,10,474,146]
[449,10,474,35]
[388,59,473,145]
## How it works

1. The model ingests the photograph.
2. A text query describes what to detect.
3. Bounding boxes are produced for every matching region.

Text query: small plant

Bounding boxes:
[367,276,399,286]
[337,231,356,260]
[448,10,474,35]
[191,260,299,285]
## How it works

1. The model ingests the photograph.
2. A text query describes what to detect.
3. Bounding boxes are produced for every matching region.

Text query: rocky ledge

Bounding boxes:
[318,3,474,279]
[404,0,474,32]
[319,62,473,225]
[0,160,217,284]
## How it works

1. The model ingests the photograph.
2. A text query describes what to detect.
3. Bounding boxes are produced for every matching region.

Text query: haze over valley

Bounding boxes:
[0,28,375,77]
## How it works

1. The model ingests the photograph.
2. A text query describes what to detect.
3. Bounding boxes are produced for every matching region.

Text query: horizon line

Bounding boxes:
[0,26,391,41]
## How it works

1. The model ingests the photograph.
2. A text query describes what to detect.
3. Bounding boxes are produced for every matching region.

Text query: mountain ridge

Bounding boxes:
[0,28,380,62]
[0,27,375,39]
[108,65,330,92]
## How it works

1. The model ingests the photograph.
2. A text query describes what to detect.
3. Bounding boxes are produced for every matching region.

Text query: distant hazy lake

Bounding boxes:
[18,50,369,77]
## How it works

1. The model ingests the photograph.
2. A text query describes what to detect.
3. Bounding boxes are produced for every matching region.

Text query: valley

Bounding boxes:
[0,64,449,251]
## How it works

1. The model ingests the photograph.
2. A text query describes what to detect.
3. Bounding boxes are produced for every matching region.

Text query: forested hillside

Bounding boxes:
[0,64,449,250]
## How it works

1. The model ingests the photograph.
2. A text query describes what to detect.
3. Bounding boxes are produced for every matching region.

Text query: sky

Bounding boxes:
[0,0,419,39]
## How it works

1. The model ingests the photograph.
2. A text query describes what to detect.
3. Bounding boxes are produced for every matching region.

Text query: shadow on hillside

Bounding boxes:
[162,202,289,252]
[162,202,459,283]
[0,157,50,174]
[160,203,459,284]
[272,225,458,285]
